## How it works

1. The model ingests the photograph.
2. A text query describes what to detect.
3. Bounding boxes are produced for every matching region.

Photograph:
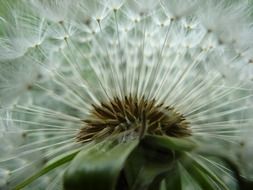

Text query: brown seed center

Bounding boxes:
[76,95,191,142]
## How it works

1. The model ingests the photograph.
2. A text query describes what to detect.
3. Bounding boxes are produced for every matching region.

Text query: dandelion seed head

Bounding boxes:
[0,0,253,189]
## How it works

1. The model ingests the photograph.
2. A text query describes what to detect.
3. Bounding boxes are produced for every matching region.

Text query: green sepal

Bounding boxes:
[120,135,196,190]
[184,154,230,190]
[164,164,182,190]
[64,140,138,190]
[122,142,175,190]
[198,150,253,190]
[141,135,197,152]
[187,164,217,190]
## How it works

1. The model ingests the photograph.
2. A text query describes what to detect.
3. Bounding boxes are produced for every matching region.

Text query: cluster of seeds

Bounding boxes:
[77,95,190,142]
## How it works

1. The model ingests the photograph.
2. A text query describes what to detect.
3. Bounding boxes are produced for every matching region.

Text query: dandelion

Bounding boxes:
[0,0,253,189]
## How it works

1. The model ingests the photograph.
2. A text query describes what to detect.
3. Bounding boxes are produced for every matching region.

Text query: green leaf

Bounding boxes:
[14,148,81,190]
[64,140,138,190]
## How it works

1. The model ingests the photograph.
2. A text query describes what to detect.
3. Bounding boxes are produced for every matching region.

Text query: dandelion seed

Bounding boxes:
[0,0,253,190]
